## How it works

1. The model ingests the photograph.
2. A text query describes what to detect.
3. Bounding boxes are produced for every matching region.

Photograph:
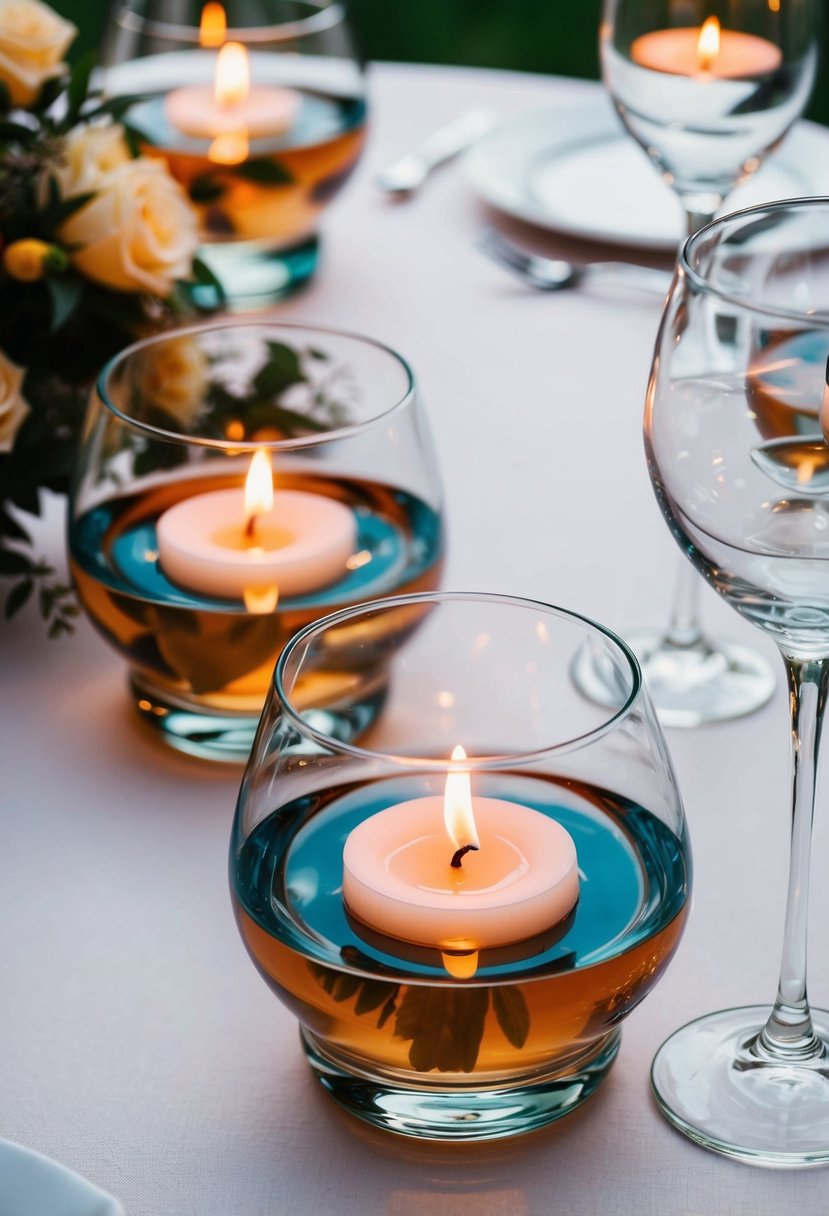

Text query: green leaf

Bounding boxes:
[121,124,142,158]
[186,255,226,310]
[66,50,97,124]
[189,174,227,204]
[231,158,294,185]
[81,93,149,123]
[47,274,84,333]
[4,577,33,620]
[0,120,36,143]
[308,347,329,361]
[42,190,95,232]
[492,987,530,1049]
[0,549,32,576]
[32,75,64,114]
[395,987,489,1073]
[252,341,307,400]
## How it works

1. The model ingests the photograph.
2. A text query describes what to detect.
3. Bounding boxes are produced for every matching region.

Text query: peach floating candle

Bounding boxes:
[165,18,298,141]
[342,745,579,954]
[631,16,782,79]
[156,449,356,601]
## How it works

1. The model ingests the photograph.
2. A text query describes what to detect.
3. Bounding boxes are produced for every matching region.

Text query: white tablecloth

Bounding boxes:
[2,62,827,1216]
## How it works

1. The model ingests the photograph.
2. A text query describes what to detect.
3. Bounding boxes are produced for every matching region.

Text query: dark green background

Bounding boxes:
[56,0,828,126]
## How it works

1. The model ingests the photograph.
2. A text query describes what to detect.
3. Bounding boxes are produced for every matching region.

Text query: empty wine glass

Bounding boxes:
[646,198,829,1164]
[582,0,819,726]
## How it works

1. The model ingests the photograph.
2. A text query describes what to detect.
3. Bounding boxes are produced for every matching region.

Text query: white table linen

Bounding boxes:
[2,62,827,1216]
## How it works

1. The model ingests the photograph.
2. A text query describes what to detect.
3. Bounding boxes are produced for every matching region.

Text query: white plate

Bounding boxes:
[0,1139,125,1216]
[465,93,829,251]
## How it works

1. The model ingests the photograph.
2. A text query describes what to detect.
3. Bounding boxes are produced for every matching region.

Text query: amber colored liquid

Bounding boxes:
[69,472,443,715]
[231,777,689,1082]
[747,330,829,441]
[131,91,367,249]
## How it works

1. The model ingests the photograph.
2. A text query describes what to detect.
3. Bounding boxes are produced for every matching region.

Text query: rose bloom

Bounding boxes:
[138,335,209,429]
[0,0,76,106]
[51,123,131,198]
[60,157,200,297]
[0,349,30,453]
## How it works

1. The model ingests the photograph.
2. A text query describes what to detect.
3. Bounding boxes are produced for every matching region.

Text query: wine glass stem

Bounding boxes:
[659,205,722,654]
[665,558,704,649]
[757,654,829,1061]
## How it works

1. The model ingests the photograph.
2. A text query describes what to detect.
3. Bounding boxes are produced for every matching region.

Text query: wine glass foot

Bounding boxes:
[652,1006,829,1166]
[571,627,775,727]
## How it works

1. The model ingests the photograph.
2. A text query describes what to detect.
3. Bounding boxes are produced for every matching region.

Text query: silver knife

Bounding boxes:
[375,109,498,197]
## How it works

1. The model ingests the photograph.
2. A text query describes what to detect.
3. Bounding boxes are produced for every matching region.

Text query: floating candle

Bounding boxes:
[156,450,356,601]
[165,31,299,141]
[631,17,782,79]
[342,745,579,952]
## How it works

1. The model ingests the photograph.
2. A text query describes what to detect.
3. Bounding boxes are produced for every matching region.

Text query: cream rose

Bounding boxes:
[138,335,209,429]
[0,349,30,453]
[59,157,200,297]
[51,123,131,198]
[0,0,76,106]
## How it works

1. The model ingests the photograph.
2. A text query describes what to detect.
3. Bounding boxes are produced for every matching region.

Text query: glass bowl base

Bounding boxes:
[184,234,320,313]
[130,672,258,763]
[571,627,775,728]
[130,670,388,763]
[652,1005,829,1166]
[301,1025,622,1142]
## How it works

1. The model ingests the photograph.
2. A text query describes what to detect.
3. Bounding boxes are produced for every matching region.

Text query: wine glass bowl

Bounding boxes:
[578,0,819,728]
[601,0,818,222]
[68,321,444,762]
[101,0,367,308]
[646,198,829,1164]
[230,592,691,1141]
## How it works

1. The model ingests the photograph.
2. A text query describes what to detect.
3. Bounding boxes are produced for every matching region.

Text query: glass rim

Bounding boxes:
[111,0,345,45]
[95,318,417,452]
[273,590,644,768]
[681,195,829,325]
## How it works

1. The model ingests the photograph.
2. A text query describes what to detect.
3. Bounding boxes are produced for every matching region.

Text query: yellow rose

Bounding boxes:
[0,0,76,106]
[138,335,209,428]
[0,348,29,452]
[59,157,200,297]
[51,123,131,197]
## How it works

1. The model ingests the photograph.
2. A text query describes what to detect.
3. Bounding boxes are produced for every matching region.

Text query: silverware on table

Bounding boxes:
[476,226,672,295]
[375,109,498,197]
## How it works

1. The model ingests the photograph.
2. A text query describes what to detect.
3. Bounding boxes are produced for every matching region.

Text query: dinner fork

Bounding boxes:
[476,227,672,295]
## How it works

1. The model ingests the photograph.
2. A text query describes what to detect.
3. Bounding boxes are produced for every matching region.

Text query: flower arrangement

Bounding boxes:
[0,0,219,634]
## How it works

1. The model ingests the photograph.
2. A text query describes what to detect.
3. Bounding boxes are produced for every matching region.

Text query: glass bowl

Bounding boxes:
[230,591,691,1140]
[68,321,444,761]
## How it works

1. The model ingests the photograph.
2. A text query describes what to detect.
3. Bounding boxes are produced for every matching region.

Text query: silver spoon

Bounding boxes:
[477,227,672,295]
[375,110,498,197]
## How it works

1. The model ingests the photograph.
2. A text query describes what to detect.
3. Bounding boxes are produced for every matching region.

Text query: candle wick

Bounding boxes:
[244,513,257,540]
[450,844,479,870]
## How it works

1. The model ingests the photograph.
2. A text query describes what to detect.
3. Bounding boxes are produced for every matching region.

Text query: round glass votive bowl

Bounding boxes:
[230,592,691,1141]
[100,0,367,309]
[68,322,444,762]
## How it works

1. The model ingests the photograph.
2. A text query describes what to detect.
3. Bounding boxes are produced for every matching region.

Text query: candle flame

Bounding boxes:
[444,744,480,856]
[244,449,274,535]
[215,41,249,108]
[697,16,720,70]
[199,2,226,47]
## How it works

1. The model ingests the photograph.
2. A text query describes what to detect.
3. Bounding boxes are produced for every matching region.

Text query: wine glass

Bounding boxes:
[582,0,819,726]
[230,591,690,1140]
[100,1,367,310]
[646,198,829,1164]
[68,321,444,762]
